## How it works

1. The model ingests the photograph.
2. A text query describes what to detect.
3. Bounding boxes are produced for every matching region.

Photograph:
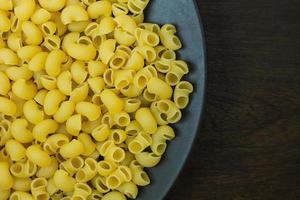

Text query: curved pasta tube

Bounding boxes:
[14,0,36,21]
[135,152,161,168]
[99,39,116,65]
[53,170,76,192]
[32,119,58,142]
[124,98,141,113]
[43,134,69,154]
[31,8,51,25]
[54,101,75,123]
[45,50,67,77]
[135,107,157,134]
[46,178,59,196]
[112,3,129,16]
[73,183,92,199]
[146,77,173,100]
[0,71,10,95]
[174,81,194,109]
[151,125,174,155]
[60,139,84,158]
[11,118,34,143]
[0,97,17,116]
[88,77,105,94]
[75,102,101,121]
[70,61,88,84]
[75,158,97,182]
[17,45,42,62]
[0,11,11,33]
[38,0,66,12]
[57,70,72,95]
[114,70,135,90]
[42,35,61,51]
[99,17,116,35]
[70,82,89,103]
[36,157,58,179]
[0,162,13,190]
[22,21,43,45]
[102,191,126,200]
[117,182,138,199]
[121,84,143,98]
[7,32,23,51]
[96,160,117,177]
[106,165,132,189]
[114,14,137,34]
[60,156,84,176]
[12,79,37,100]
[34,89,47,106]
[12,177,32,192]
[40,75,57,90]
[44,89,66,115]
[0,48,19,65]
[26,145,52,167]
[66,114,82,136]
[28,52,48,72]
[41,21,57,35]
[61,5,89,25]
[128,132,152,154]
[10,159,37,178]
[98,140,125,162]
[100,89,124,114]
[87,1,112,19]
[78,133,96,156]
[91,124,110,142]
[5,139,26,161]
[124,51,144,71]
[66,42,97,61]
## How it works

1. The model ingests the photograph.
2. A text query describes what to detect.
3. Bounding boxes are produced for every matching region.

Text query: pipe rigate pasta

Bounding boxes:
[0,1,194,199]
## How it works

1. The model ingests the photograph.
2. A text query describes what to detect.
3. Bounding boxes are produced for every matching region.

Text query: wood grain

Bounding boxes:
[166,0,300,199]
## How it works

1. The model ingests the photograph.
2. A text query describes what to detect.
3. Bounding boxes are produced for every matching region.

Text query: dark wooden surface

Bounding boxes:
[167,0,300,199]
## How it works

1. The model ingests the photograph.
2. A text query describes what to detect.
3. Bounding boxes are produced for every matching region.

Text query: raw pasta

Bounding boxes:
[0,0,194,199]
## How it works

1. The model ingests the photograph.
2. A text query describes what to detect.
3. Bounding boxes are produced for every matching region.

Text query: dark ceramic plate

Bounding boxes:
[138,1,206,199]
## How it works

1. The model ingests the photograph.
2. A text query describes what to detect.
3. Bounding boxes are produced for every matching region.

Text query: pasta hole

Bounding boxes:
[92,194,102,200]
[112,148,125,162]
[147,35,158,45]
[56,139,67,147]
[113,132,120,142]
[85,24,98,35]
[168,111,181,123]
[32,179,47,188]
[75,183,91,192]
[127,130,137,137]
[118,116,129,126]
[160,113,168,121]
[46,39,58,48]
[86,159,97,171]
[158,102,170,113]
[76,170,86,181]
[140,171,150,182]
[99,162,110,170]
[120,167,131,180]
[162,50,176,60]
[96,178,108,190]
[137,76,147,87]
[156,143,167,155]
[11,164,22,173]
[116,80,129,89]
[172,36,181,46]
[177,96,188,108]
[71,157,84,169]
[166,73,179,85]
[129,141,142,153]
[93,35,103,47]
[107,176,120,188]
[146,50,155,61]
[42,26,50,35]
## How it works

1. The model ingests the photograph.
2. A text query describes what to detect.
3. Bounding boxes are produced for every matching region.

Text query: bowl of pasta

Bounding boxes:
[0,0,205,200]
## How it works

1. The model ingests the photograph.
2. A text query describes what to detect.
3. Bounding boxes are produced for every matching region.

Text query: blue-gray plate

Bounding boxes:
[138,0,206,199]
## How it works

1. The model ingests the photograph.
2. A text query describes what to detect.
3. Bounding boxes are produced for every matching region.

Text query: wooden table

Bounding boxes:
[167,0,300,199]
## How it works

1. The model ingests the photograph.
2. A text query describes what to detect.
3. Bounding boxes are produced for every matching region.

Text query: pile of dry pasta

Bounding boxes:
[0,0,194,199]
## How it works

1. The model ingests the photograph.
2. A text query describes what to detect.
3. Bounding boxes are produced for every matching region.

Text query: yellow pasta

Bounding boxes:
[0,1,194,199]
